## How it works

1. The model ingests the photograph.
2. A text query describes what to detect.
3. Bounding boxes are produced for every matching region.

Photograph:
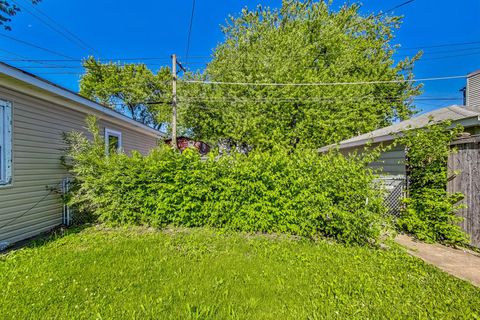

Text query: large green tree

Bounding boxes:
[80,57,172,130]
[180,0,421,150]
[0,0,40,30]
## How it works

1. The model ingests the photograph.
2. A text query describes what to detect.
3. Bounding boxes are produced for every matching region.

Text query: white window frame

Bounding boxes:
[104,128,122,155]
[0,99,12,186]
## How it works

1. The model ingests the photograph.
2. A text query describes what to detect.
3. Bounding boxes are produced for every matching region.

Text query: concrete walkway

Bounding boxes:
[396,234,480,287]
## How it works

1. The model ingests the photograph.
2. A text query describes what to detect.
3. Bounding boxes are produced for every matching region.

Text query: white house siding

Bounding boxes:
[0,86,159,245]
[339,143,406,177]
[368,144,406,177]
[467,71,480,110]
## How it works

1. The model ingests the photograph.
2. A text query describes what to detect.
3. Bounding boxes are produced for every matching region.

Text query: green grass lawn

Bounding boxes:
[1,227,479,319]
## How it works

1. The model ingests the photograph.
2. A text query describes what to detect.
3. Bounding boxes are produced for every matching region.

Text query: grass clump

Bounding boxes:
[0,227,479,319]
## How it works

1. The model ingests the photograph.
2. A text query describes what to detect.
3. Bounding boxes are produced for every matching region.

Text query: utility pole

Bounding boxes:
[171,54,178,150]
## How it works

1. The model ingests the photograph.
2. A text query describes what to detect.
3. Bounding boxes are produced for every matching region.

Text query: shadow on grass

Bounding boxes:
[1,224,92,255]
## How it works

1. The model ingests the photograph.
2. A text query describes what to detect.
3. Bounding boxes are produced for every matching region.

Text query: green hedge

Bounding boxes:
[63,117,388,245]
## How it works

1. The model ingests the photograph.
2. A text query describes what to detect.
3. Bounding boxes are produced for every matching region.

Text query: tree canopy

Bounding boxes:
[80,57,172,130]
[0,0,40,30]
[77,1,421,149]
[180,0,421,150]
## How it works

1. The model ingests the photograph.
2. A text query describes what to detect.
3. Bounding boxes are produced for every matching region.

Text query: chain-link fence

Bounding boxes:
[61,178,92,226]
[61,176,407,227]
[375,176,406,216]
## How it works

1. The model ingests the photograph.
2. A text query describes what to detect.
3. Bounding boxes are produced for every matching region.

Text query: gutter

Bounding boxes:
[0,62,165,139]
[318,115,480,153]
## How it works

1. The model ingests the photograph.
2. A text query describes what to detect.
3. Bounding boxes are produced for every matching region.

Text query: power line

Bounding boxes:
[27,72,84,75]
[0,48,68,68]
[8,62,191,68]
[0,57,173,63]
[7,46,480,68]
[405,46,480,56]
[180,75,467,87]
[394,47,480,61]
[7,42,480,65]
[180,96,461,102]
[347,0,416,30]
[419,50,480,61]
[0,33,77,59]
[93,96,462,111]
[8,65,83,69]
[184,1,415,65]
[8,46,478,71]
[5,64,170,69]
[383,0,415,12]
[185,0,196,67]
[398,40,480,51]
[18,0,100,55]
[11,0,97,54]
[137,95,463,112]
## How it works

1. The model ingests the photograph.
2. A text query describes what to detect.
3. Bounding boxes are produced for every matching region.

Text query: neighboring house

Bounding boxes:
[165,136,211,155]
[319,70,480,177]
[319,70,480,247]
[319,105,480,176]
[0,63,164,247]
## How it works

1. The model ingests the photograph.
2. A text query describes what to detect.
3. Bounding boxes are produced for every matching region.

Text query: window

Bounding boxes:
[105,128,122,155]
[0,99,12,186]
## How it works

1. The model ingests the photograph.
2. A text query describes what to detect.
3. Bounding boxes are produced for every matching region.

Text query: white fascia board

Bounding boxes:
[319,115,480,152]
[318,134,396,153]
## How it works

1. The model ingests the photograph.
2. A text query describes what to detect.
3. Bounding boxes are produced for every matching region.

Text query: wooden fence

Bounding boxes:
[448,135,480,248]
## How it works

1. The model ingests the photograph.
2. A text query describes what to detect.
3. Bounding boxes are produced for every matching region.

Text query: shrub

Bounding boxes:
[63,117,389,245]
[397,121,468,245]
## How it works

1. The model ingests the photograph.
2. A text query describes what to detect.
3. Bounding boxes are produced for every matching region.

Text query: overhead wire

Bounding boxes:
[346,0,416,31]
[11,0,99,55]
[419,50,480,61]
[176,97,462,105]
[104,96,462,107]
[9,65,83,69]
[180,96,461,102]
[3,40,480,65]
[0,33,78,59]
[0,57,173,62]
[398,40,480,51]
[383,0,416,13]
[17,0,100,55]
[1,1,477,66]
[184,0,196,67]
[0,0,471,101]
[397,45,480,56]
[180,75,467,87]
[0,1,419,66]
[10,62,177,68]
[0,48,68,68]
[6,47,480,69]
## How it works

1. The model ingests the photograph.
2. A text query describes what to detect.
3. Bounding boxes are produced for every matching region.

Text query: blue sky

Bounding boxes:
[1,0,480,113]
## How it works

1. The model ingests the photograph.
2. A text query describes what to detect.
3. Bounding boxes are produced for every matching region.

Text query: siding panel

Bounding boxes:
[0,85,160,245]
[370,145,406,176]
[467,73,480,109]
[342,143,406,176]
